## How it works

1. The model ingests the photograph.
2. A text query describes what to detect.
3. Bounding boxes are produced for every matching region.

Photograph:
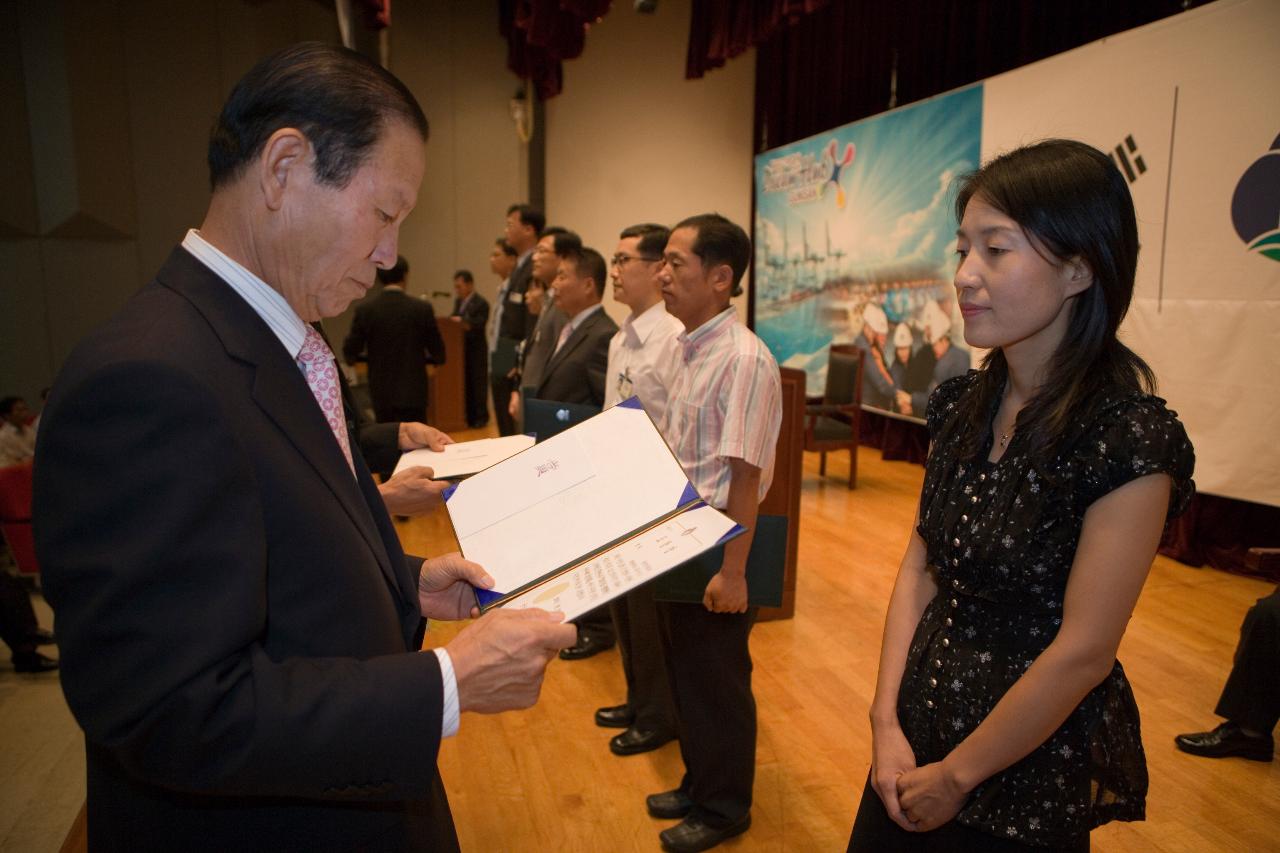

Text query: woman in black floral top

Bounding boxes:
[848,139,1195,852]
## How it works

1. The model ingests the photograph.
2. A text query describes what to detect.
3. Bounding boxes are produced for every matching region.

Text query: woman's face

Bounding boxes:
[953,196,1090,360]
[527,282,546,316]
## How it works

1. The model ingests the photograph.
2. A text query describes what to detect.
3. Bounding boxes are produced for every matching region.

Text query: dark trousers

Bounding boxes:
[848,775,1089,852]
[656,600,757,826]
[610,580,675,733]
[1216,584,1280,734]
[0,571,40,662]
[576,604,616,645]
[376,404,427,426]
[463,340,489,427]
[490,339,518,437]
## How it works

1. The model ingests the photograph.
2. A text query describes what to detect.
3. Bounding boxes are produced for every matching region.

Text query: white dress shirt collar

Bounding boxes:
[181,229,309,359]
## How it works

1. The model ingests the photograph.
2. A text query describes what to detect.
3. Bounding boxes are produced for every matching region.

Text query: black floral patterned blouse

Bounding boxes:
[898,371,1195,847]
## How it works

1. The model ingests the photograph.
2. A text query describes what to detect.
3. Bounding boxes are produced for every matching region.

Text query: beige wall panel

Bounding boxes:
[389,1,527,320]
[0,15,39,237]
[41,240,140,371]
[546,0,756,325]
[120,0,221,279]
[0,242,55,402]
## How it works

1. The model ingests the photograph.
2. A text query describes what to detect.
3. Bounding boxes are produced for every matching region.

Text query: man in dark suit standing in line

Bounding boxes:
[449,269,489,428]
[530,246,617,408]
[33,42,574,853]
[529,246,620,660]
[343,255,446,424]
[490,204,542,435]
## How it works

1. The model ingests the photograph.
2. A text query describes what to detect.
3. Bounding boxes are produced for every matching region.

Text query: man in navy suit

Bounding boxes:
[34,42,574,852]
[343,255,446,424]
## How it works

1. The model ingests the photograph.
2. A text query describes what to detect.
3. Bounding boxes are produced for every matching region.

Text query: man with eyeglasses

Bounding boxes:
[593,224,685,756]
[508,227,579,427]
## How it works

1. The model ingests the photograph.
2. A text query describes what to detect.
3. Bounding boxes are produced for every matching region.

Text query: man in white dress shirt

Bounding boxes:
[594,223,685,756]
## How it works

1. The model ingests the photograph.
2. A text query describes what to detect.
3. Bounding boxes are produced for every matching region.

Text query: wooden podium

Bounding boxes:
[427,319,468,433]
[758,366,804,622]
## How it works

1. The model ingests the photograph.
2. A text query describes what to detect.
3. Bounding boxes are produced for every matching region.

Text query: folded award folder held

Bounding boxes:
[392,434,535,480]
[441,398,746,621]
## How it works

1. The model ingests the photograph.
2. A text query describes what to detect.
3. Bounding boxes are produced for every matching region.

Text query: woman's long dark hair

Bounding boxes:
[950,139,1155,460]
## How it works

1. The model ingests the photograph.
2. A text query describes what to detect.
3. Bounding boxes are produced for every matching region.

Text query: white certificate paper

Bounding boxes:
[392,434,535,480]
[501,504,741,621]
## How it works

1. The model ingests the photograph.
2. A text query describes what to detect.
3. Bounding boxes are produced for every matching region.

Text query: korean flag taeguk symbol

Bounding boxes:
[1231,133,1280,263]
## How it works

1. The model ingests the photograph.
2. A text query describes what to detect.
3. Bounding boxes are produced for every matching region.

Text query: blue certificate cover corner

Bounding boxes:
[678,481,700,508]
[474,587,504,608]
[618,395,644,410]
[442,483,459,502]
[716,523,747,546]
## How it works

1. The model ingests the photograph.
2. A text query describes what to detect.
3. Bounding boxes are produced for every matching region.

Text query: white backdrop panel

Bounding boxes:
[982,0,1280,505]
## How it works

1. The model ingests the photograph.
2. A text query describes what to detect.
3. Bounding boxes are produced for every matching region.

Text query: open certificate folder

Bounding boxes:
[441,398,745,621]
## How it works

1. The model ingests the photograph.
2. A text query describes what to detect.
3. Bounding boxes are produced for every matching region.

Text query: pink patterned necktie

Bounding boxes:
[297,326,355,473]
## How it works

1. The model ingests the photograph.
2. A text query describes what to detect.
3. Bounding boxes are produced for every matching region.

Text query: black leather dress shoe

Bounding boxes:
[595,703,634,728]
[13,652,59,674]
[558,633,615,661]
[659,813,751,853]
[1175,721,1274,761]
[611,726,675,756]
[646,789,694,820]
[29,628,56,645]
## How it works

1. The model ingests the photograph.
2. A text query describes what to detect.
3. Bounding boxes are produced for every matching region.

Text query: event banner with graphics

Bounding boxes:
[751,0,1279,507]
[754,86,981,420]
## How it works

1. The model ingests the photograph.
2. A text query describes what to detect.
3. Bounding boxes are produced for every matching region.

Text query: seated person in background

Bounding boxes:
[0,570,57,673]
[1175,584,1277,762]
[0,397,37,467]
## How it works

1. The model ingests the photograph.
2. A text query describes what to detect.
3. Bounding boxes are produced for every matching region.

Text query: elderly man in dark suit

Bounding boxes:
[33,42,574,853]
[343,255,446,424]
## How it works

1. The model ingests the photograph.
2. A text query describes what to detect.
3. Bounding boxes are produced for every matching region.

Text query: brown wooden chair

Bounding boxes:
[803,345,863,488]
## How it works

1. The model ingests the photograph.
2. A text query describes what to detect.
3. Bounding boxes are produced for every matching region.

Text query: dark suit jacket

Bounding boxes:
[452,292,491,364]
[34,248,458,852]
[343,287,446,418]
[519,304,567,393]
[451,292,489,333]
[532,306,618,409]
[496,254,534,342]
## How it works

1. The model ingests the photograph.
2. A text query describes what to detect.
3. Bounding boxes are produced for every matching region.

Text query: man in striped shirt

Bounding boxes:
[646,213,782,852]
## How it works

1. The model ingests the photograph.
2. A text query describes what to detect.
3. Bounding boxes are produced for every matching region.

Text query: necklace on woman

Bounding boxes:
[998,429,1013,448]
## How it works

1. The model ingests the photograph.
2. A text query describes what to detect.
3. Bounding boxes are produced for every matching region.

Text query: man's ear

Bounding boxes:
[1062,255,1094,298]
[258,128,309,211]
[708,262,734,299]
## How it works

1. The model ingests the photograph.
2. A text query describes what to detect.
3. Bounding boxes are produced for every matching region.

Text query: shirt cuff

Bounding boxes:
[432,647,460,738]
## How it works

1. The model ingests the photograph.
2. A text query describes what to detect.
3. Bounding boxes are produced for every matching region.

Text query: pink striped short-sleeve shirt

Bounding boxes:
[662,307,782,509]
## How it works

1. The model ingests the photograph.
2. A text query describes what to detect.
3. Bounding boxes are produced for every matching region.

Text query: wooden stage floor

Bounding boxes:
[400,438,1279,853]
